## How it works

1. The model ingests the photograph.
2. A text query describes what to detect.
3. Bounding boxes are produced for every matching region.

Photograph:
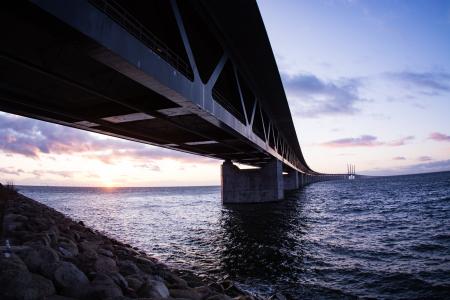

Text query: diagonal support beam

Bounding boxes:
[170,0,199,82]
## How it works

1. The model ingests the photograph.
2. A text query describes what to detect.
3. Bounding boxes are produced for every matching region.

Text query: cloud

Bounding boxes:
[31,170,74,178]
[363,159,450,176]
[322,135,381,147]
[418,156,432,162]
[386,136,414,146]
[282,73,365,118]
[0,167,74,179]
[393,156,406,160]
[0,112,215,165]
[387,71,450,94]
[0,167,24,176]
[429,132,450,142]
[322,135,414,148]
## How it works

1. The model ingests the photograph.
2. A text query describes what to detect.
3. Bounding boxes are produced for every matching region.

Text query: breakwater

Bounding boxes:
[0,184,258,300]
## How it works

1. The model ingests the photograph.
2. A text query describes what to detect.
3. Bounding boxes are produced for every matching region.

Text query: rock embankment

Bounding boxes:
[0,184,256,300]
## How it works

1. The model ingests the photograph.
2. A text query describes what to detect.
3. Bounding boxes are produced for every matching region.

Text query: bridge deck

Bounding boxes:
[0,1,327,175]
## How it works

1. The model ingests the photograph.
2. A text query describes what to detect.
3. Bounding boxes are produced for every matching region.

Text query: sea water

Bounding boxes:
[19,171,450,299]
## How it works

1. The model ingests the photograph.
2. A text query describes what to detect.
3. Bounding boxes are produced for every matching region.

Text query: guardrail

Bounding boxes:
[89,0,194,80]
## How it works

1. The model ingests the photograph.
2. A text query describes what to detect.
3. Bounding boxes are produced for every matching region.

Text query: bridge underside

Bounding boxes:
[0,1,346,203]
[0,1,274,166]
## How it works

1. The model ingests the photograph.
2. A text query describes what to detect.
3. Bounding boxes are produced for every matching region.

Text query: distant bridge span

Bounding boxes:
[0,0,348,202]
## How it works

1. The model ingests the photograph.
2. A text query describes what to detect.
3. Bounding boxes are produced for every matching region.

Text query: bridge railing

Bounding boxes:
[89,0,194,80]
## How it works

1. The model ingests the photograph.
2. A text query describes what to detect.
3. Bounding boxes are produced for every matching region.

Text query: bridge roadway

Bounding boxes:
[0,0,348,203]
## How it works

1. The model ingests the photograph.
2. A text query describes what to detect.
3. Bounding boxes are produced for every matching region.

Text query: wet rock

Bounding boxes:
[206,295,234,300]
[98,247,114,258]
[39,261,61,280]
[87,273,124,299]
[136,261,158,275]
[170,288,202,300]
[126,274,144,291]
[54,261,89,298]
[29,273,56,298]
[29,232,51,246]
[57,238,79,258]
[4,213,29,223]
[18,245,59,274]
[0,268,55,300]
[80,244,99,262]
[45,295,75,300]
[38,245,60,264]
[109,272,129,290]
[48,225,60,245]
[195,286,214,299]
[95,254,118,273]
[4,221,24,233]
[80,240,101,253]
[118,259,141,276]
[47,295,78,300]
[138,278,170,299]
[17,247,41,272]
[268,293,286,300]
[0,253,28,271]
[163,271,189,289]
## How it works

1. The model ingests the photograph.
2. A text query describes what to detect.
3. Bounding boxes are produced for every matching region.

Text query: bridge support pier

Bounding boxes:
[221,159,284,203]
[283,170,299,190]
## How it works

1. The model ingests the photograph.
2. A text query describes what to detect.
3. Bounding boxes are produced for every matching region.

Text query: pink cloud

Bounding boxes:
[418,156,432,162]
[322,135,382,147]
[393,156,406,160]
[386,136,414,146]
[322,135,414,148]
[0,113,216,166]
[429,132,450,142]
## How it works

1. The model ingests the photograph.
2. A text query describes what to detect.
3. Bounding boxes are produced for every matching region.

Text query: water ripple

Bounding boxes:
[19,171,450,299]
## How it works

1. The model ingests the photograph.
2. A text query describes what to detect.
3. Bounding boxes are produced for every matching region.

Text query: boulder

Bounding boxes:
[126,275,144,291]
[4,213,29,223]
[17,247,41,272]
[206,295,234,300]
[38,245,60,264]
[53,261,89,298]
[57,238,79,258]
[135,257,157,274]
[98,248,114,258]
[195,286,214,299]
[169,288,202,300]
[95,255,118,273]
[163,272,189,289]
[39,261,61,280]
[138,278,170,299]
[0,253,28,271]
[46,295,78,300]
[109,272,129,290]
[47,295,78,300]
[86,273,124,299]
[0,269,55,300]
[118,260,141,276]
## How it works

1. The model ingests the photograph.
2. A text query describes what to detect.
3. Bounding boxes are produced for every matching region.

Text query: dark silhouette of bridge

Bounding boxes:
[0,0,348,202]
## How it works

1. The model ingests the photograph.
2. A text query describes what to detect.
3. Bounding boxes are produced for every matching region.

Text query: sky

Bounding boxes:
[1,0,450,186]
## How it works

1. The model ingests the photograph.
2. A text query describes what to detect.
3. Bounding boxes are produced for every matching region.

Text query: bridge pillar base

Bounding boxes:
[221,159,284,203]
[283,170,299,190]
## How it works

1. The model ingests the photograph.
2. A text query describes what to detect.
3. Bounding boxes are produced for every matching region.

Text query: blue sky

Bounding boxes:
[258,0,450,175]
[0,0,449,186]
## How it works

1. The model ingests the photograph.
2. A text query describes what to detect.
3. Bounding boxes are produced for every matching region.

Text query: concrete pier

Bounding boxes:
[283,170,299,190]
[222,159,284,203]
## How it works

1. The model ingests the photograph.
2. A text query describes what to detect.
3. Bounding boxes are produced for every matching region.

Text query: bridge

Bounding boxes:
[0,0,348,203]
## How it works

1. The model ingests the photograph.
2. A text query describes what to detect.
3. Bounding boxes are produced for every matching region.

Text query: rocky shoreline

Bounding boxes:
[0,184,262,300]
